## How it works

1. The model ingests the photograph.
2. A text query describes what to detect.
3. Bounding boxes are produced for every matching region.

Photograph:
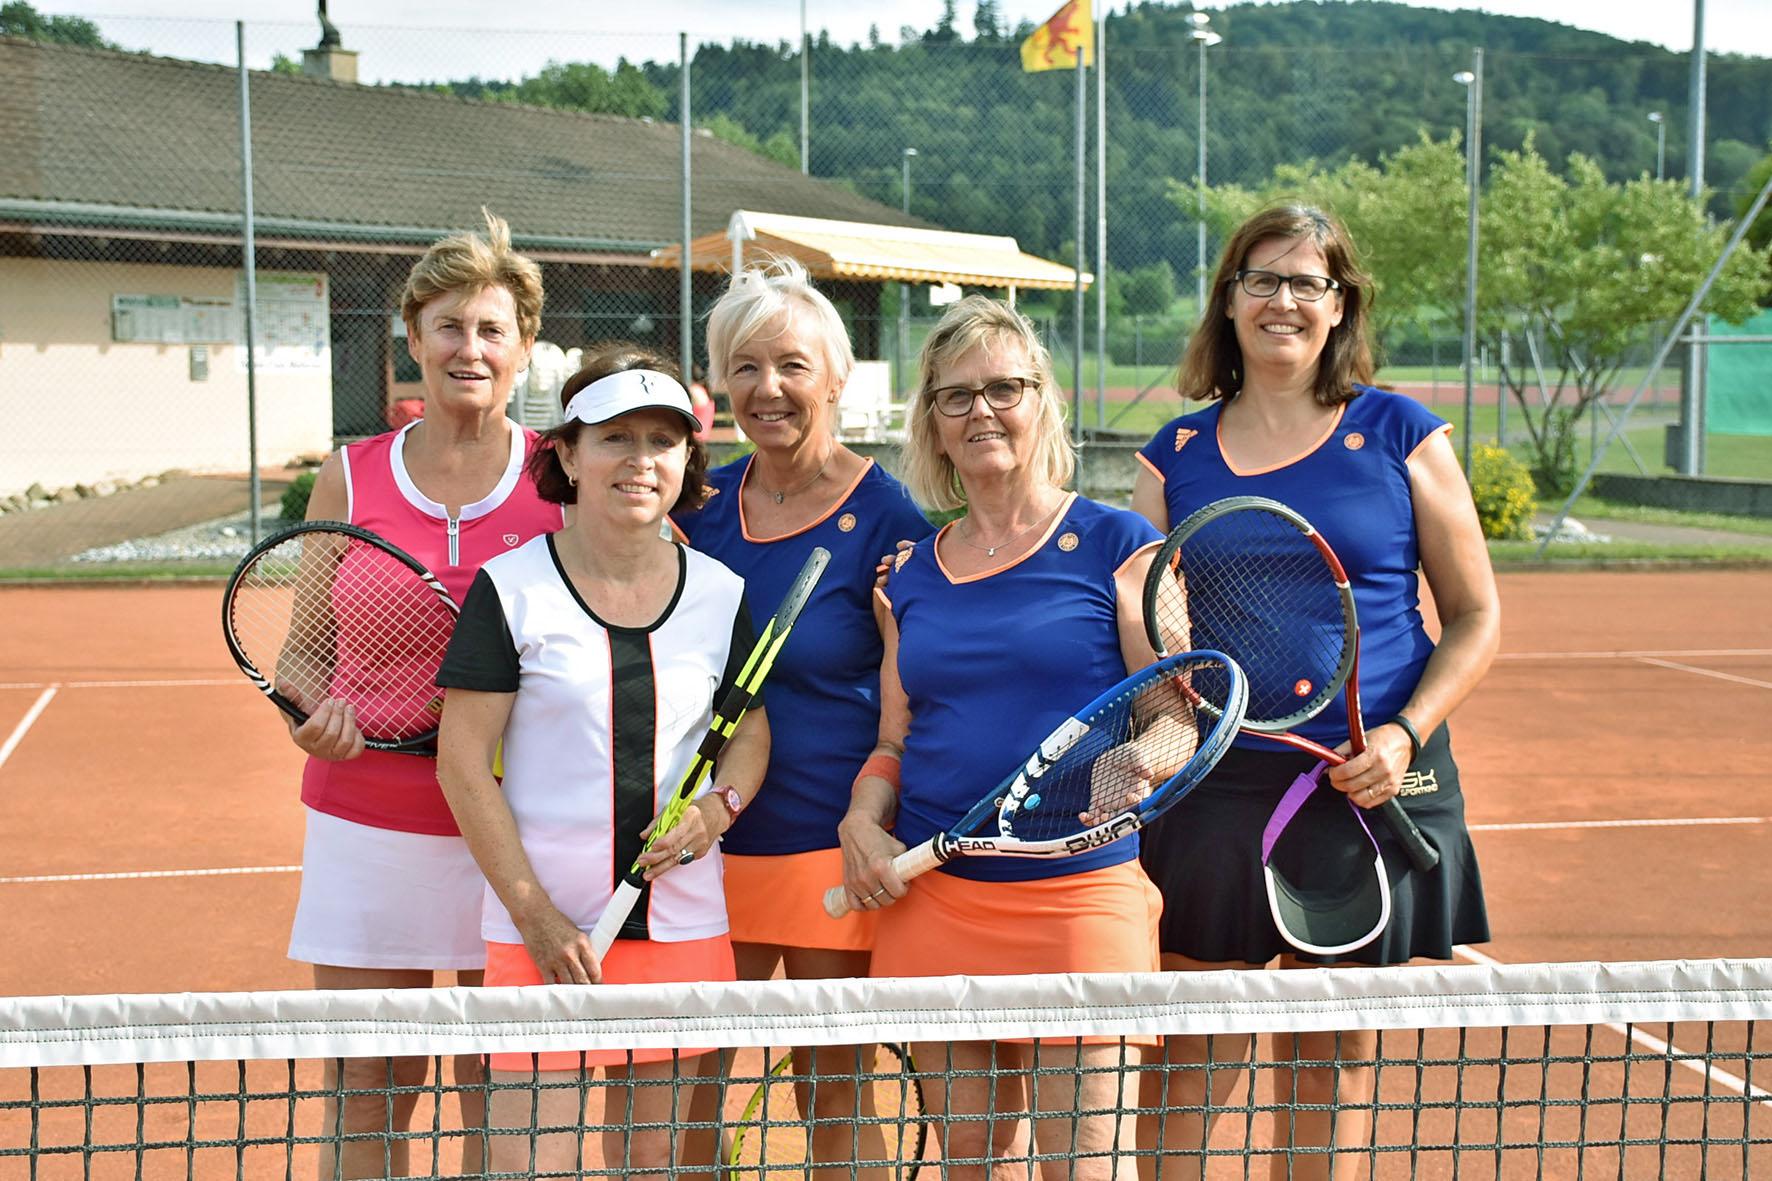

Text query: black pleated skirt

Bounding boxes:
[1139,723,1490,966]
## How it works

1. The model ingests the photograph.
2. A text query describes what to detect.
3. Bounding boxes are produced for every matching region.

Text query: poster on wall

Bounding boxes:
[111,294,237,344]
[236,272,330,372]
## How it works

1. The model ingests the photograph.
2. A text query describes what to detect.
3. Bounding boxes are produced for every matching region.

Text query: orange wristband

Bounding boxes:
[855,753,902,791]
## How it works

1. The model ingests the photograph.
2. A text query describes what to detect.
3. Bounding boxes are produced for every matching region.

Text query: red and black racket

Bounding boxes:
[221,521,459,754]
[1143,495,1439,873]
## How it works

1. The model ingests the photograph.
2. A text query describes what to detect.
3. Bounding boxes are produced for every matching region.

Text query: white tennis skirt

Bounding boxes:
[288,807,487,971]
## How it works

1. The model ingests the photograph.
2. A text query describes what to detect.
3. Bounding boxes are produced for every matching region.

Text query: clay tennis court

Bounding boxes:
[2,569,1769,1176]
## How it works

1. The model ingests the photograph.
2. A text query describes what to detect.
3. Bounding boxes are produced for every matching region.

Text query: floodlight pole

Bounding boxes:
[1648,111,1666,181]
[1456,51,1483,473]
[1190,12,1217,315]
[900,147,916,398]
[237,22,261,547]
[680,33,693,386]
[799,0,809,174]
[1677,0,1708,475]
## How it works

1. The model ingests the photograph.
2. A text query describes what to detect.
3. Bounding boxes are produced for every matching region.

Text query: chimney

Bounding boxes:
[301,1,358,84]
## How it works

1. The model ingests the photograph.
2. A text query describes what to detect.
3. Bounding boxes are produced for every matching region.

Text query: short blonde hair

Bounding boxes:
[400,209,544,342]
[705,256,855,393]
[900,296,1074,512]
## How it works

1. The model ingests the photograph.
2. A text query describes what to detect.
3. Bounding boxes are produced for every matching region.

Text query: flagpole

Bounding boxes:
[1072,48,1085,449]
[1094,2,1107,430]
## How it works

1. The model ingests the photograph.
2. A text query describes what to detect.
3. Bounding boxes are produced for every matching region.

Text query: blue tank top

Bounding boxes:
[1136,386,1449,748]
[887,494,1161,882]
[674,456,932,855]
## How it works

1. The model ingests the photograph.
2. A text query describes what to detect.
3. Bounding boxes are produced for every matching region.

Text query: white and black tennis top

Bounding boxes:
[438,533,756,946]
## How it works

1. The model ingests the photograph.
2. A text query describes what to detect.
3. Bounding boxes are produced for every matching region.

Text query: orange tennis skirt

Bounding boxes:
[870,860,1161,1047]
[483,935,735,1071]
[870,858,1162,977]
[724,848,878,951]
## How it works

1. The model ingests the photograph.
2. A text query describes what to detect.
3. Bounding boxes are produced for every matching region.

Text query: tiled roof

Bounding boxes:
[0,37,924,252]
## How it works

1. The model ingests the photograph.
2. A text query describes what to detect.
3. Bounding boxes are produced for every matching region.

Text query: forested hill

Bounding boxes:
[634,1,1769,270]
[446,1,1767,271]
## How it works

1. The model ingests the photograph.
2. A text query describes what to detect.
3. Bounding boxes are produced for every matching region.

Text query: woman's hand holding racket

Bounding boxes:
[825,650,1248,918]
[223,521,461,756]
[1143,495,1440,872]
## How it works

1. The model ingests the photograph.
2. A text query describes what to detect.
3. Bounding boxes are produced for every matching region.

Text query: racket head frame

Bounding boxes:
[1144,494,1357,734]
[220,520,459,754]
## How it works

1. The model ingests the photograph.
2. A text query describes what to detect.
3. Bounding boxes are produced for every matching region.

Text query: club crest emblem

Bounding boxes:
[502,533,519,546]
[1174,427,1198,452]
[838,513,857,533]
[1344,432,1366,451]
[1057,532,1079,552]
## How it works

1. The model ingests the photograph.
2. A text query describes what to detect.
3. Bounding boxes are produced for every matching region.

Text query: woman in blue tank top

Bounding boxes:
[840,295,1166,1178]
[1131,204,1502,1176]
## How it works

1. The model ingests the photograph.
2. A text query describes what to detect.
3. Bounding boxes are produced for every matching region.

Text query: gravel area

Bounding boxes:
[71,508,285,563]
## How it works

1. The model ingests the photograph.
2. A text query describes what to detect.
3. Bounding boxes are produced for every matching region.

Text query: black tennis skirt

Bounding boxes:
[1139,723,1489,966]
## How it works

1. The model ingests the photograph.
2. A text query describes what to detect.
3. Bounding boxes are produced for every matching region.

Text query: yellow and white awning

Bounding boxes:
[652,210,1088,292]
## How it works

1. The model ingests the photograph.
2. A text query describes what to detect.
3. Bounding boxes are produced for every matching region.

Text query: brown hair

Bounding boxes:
[400,209,544,342]
[526,343,710,510]
[1176,203,1375,406]
[900,296,1073,512]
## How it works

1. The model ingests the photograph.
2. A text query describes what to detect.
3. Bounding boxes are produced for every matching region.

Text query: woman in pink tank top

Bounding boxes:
[282,211,560,1180]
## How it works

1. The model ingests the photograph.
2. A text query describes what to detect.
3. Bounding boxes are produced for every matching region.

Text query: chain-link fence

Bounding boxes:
[0,15,1761,572]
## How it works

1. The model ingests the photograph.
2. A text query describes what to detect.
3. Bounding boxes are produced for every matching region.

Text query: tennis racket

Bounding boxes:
[727,1043,926,1180]
[221,521,458,754]
[1142,495,1440,872]
[589,546,831,959]
[823,649,1246,919]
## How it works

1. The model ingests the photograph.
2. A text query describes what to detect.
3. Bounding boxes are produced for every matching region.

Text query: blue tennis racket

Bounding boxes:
[824,649,1246,918]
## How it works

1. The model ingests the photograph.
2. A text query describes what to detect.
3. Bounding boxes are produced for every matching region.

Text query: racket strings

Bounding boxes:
[229,535,456,741]
[996,658,1236,843]
[1158,512,1350,728]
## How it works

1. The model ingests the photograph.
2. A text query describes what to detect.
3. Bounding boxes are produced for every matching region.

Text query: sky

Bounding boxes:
[23,0,1771,81]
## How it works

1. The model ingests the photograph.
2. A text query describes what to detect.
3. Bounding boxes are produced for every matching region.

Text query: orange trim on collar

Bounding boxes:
[1217,403,1347,477]
[737,454,875,543]
[934,491,1079,585]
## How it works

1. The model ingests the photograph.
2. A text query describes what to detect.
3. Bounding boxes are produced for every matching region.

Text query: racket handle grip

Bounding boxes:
[1378,799,1440,873]
[821,840,944,919]
[588,880,642,962]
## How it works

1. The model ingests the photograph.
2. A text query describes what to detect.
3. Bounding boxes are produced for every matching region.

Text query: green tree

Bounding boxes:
[1117,260,1177,316]
[701,113,799,169]
[270,52,301,76]
[0,1,112,46]
[1480,144,1768,490]
[1179,135,1771,492]
[1738,146,1772,284]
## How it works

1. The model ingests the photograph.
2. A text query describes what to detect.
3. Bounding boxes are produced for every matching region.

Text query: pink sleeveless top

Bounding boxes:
[299,422,564,835]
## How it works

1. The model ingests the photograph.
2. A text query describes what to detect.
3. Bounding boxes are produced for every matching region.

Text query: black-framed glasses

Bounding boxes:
[1233,269,1342,302]
[931,376,1036,417]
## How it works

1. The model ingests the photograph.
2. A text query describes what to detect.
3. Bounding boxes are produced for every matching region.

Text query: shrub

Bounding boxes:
[1468,443,1537,540]
[280,470,317,522]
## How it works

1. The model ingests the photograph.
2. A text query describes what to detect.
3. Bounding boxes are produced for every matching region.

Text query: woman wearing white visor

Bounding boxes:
[437,345,770,1176]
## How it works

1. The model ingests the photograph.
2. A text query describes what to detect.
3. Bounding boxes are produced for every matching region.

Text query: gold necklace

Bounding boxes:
[756,452,833,505]
[955,498,1065,558]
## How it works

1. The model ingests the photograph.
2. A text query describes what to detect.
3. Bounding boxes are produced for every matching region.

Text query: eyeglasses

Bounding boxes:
[1233,269,1342,302]
[930,376,1036,417]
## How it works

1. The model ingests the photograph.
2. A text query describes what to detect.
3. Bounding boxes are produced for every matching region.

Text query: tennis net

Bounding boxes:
[3,957,1770,1179]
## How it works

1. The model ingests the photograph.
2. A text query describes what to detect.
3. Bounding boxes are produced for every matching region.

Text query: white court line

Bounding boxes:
[0,687,56,771]
[1496,648,1772,661]
[0,678,241,690]
[0,865,301,885]
[1471,816,1768,833]
[1633,657,1772,691]
[1455,944,1772,1107]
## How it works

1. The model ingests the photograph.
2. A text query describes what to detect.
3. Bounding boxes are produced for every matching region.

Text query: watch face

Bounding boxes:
[718,786,743,816]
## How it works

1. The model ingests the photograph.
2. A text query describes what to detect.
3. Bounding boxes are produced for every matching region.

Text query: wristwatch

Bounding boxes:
[712,784,745,827]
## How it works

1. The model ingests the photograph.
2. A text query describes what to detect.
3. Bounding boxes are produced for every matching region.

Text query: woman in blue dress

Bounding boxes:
[1130,204,1501,1179]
